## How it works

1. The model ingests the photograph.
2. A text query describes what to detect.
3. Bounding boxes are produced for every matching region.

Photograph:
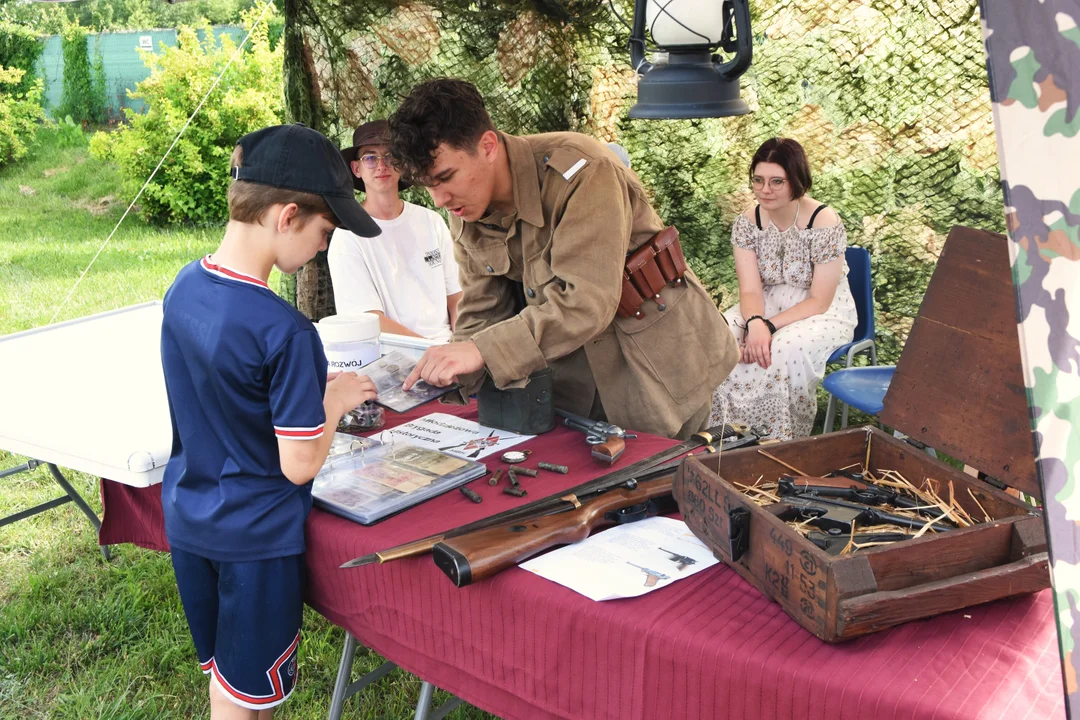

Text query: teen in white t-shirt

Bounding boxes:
[329,204,460,341]
[329,120,462,341]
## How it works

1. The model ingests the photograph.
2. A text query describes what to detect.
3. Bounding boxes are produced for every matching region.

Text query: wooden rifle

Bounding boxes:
[431,465,680,586]
[430,425,768,587]
[340,423,764,573]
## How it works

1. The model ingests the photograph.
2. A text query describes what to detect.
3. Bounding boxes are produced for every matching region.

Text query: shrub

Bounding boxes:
[0,66,46,167]
[35,115,88,150]
[58,24,106,125]
[0,21,43,95]
[90,12,284,225]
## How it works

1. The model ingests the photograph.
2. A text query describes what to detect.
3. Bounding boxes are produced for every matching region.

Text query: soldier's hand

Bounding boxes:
[403,342,485,390]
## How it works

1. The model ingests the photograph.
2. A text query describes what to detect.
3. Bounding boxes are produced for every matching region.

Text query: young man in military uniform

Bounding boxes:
[395,79,738,439]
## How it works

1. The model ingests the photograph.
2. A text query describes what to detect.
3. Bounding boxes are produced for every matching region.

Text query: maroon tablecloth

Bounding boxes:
[99,404,1065,720]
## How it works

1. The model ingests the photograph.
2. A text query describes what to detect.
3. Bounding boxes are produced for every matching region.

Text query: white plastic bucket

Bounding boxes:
[317,314,381,373]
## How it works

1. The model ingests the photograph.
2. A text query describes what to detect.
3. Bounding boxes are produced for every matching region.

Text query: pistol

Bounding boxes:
[658,547,696,571]
[766,495,942,534]
[777,477,956,525]
[806,529,912,555]
[627,562,670,587]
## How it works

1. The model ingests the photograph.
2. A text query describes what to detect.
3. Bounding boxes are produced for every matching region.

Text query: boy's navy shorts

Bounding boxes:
[170,549,304,710]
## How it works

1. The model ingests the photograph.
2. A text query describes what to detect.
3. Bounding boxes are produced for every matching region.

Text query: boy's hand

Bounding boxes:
[403,341,484,390]
[326,372,377,415]
[280,373,378,486]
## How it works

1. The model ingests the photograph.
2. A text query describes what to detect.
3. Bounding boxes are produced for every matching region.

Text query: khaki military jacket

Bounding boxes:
[449,131,738,438]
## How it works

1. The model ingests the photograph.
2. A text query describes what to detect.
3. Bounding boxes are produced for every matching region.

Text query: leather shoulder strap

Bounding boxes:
[755,205,762,230]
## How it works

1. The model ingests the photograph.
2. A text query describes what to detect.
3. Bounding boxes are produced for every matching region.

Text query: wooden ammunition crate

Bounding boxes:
[675,432,1047,641]
[673,226,1050,642]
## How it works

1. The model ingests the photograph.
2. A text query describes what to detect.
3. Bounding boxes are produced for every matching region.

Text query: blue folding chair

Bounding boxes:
[821,247,879,432]
[827,247,877,368]
[819,248,939,457]
[821,366,937,457]
[821,365,895,432]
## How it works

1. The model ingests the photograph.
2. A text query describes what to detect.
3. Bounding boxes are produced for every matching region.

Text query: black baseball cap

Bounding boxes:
[232,124,381,238]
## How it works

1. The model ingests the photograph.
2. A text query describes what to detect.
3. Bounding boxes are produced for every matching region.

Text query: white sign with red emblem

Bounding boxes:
[374,412,532,460]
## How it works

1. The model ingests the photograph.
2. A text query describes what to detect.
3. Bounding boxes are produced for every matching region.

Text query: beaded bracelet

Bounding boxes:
[744,315,777,337]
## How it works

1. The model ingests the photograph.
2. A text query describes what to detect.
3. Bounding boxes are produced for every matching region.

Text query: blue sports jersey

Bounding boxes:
[160,256,328,562]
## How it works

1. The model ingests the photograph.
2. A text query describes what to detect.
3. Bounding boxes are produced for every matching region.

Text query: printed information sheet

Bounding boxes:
[519,517,719,601]
[374,412,532,460]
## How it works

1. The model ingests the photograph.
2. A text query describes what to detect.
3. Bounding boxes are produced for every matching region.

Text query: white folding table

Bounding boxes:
[0,302,173,559]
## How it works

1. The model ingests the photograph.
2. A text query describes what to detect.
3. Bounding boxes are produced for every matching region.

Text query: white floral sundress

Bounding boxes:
[708,211,858,441]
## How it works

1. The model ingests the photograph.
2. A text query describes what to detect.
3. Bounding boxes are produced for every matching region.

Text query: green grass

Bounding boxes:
[0,128,494,719]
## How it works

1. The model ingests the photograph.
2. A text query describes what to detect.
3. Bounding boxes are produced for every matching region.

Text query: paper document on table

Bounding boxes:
[374,412,532,460]
[518,516,719,601]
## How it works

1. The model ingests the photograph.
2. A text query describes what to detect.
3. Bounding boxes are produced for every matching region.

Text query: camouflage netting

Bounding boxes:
[283,0,1004,364]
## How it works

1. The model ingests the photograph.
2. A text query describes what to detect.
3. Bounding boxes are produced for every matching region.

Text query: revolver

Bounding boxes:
[555,408,638,464]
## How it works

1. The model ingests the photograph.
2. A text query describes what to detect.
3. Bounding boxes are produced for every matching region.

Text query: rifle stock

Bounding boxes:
[432,472,677,587]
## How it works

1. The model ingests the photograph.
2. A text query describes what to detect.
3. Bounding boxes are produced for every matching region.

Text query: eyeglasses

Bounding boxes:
[751,176,787,190]
[359,153,394,170]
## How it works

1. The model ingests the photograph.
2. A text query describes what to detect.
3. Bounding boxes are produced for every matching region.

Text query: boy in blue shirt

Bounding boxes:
[160,124,381,719]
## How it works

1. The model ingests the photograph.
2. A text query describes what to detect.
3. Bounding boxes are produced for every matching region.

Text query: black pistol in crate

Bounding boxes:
[776,476,959,525]
[764,495,947,534]
[807,529,912,556]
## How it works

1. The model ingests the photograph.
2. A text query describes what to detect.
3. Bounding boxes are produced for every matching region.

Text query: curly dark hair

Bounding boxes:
[750,137,812,199]
[388,78,495,184]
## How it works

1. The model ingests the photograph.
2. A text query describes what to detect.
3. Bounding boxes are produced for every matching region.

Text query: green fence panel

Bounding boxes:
[38,26,245,120]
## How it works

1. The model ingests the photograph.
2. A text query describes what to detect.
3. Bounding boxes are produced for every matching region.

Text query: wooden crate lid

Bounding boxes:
[878,225,1041,499]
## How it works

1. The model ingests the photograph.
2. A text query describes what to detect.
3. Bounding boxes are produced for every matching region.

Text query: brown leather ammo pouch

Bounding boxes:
[617,226,689,319]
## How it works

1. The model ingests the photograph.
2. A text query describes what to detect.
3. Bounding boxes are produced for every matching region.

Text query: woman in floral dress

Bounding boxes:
[709,138,857,440]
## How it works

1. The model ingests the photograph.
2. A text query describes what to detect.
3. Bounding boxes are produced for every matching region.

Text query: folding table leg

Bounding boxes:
[0,460,109,561]
[414,682,435,720]
[47,463,110,561]
[325,630,464,720]
[327,632,358,720]
[326,631,399,720]
[413,680,464,720]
